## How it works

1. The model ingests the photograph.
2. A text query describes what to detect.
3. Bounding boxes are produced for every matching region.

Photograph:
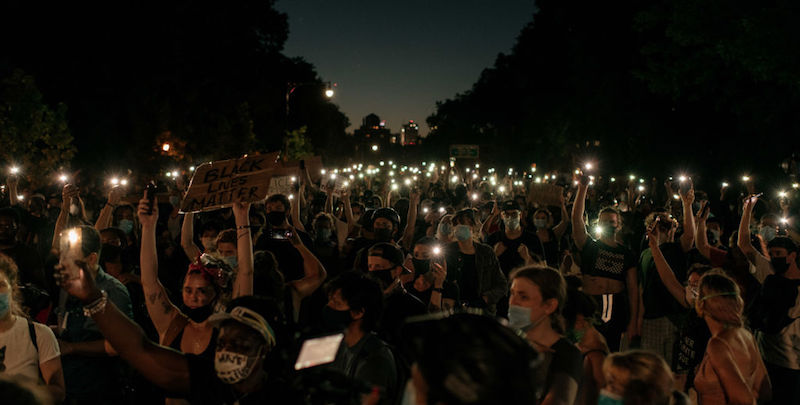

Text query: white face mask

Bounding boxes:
[214,348,260,384]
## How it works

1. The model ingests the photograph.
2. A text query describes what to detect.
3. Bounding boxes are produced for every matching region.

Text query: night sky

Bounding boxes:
[276,0,537,136]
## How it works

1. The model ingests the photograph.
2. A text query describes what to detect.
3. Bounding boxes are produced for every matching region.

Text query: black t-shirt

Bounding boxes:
[379,289,428,346]
[455,252,483,307]
[578,238,636,282]
[254,228,313,281]
[675,310,710,384]
[185,354,300,405]
[639,242,688,319]
[533,337,583,402]
[486,230,545,276]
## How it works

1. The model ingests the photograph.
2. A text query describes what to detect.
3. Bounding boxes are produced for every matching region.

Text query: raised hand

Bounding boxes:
[432,262,447,289]
[137,196,159,227]
[494,241,507,256]
[107,186,125,206]
[231,201,251,222]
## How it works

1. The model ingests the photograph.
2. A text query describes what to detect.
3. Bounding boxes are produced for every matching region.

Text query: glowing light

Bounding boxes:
[475,163,480,168]
[291,176,297,183]
[781,217,789,224]
[629,174,635,181]
[441,165,446,170]
[679,175,687,182]
[794,183,799,189]
[423,208,429,213]
[16,195,24,201]
[535,177,542,183]
[58,174,68,182]
[594,226,603,237]
[471,193,479,201]
[472,174,478,180]
[330,173,337,180]
[343,181,350,187]
[171,171,179,178]
[638,185,645,192]
[404,178,411,186]
[439,207,446,213]
[451,176,458,183]
[380,161,385,166]
[111,177,120,186]
[288,194,294,200]
[673,194,680,200]
[120,179,128,186]
[498,186,506,193]
[189,166,195,172]
[67,229,79,245]
[779,191,788,198]
[10,166,20,174]
[433,246,441,255]
[389,171,395,177]
[584,162,593,170]
[574,169,580,175]
[162,143,170,152]
[321,169,327,175]
[391,184,398,190]
[742,175,750,182]
[722,182,729,188]
[610,177,616,182]
[325,89,334,98]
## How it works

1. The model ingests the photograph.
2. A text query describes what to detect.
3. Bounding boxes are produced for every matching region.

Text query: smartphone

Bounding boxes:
[144,182,157,215]
[270,228,293,240]
[701,204,710,218]
[679,179,693,194]
[294,333,344,370]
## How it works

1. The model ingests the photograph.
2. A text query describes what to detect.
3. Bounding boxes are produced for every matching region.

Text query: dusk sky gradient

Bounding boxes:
[275,0,537,136]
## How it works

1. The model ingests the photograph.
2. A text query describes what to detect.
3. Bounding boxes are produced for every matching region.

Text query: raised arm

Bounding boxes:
[289,227,327,300]
[95,186,124,231]
[695,202,712,260]
[180,211,201,260]
[290,190,306,233]
[138,197,180,335]
[7,175,20,206]
[737,196,766,264]
[55,262,191,395]
[678,185,696,252]
[401,190,420,251]
[571,182,589,249]
[232,202,253,298]
[647,223,690,308]
[552,192,570,239]
[52,184,79,251]
[480,200,500,240]
[342,188,356,233]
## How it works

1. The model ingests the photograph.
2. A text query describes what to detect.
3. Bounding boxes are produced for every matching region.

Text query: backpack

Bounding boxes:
[748,274,800,334]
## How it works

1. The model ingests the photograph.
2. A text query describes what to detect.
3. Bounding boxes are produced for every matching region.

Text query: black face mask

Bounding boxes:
[374,228,393,242]
[266,211,286,227]
[368,269,395,289]
[321,306,352,331]
[412,258,431,275]
[182,304,214,323]
[100,244,123,265]
[771,257,791,274]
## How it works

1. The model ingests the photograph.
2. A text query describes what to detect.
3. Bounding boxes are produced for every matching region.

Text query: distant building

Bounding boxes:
[401,120,419,145]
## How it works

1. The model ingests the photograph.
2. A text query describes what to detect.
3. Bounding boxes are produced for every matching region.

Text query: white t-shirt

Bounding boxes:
[0,316,60,382]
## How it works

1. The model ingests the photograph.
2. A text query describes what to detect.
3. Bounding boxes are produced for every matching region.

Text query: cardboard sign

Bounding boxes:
[281,156,324,183]
[180,153,279,213]
[527,183,564,207]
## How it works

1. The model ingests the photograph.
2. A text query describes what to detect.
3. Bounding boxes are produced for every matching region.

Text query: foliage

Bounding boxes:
[284,126,315,161]
[0,69,75,188]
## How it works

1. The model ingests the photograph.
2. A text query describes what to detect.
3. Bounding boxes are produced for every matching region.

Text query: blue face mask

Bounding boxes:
[222,255,238,270]
[454,225,472,241]
[598,389,623,405]
[437,223,453,237]
[119,219,134,235]
[507,305,532,330]
[0,292,10,318]
[759,226,777,243]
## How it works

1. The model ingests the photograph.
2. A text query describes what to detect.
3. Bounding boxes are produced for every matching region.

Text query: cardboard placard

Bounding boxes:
[180,152,279,213]
[527,183,564,207]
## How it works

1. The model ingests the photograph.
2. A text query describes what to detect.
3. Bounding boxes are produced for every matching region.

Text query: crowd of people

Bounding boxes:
[0,158,798,405]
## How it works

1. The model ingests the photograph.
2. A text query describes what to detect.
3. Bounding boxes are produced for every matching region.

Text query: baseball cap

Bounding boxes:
[209,303,277,348]
[501,200,521,212]
[368,242,411,273]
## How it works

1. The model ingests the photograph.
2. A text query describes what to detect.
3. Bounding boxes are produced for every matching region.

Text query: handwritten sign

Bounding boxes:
[180,153,279,213]
[527,183,564,207]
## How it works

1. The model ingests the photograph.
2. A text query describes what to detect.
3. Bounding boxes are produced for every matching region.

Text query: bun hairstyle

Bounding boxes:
[697,273,744,327]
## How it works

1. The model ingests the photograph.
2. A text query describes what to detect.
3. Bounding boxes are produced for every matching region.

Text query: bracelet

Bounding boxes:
[237,225,251,230]
[83,290,108,317]
[432,287,444,293]
[106,202,118,209]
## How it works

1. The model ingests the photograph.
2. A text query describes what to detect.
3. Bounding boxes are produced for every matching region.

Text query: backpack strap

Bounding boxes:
[26,319,44,382]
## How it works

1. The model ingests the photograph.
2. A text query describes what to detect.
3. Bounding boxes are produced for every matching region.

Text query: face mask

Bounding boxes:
[100,244,123,265]
[201,237,216,251]
[565,327,585,344]
[685,284,699,304]
[214,348,261,385]
[771,257,791,274]
[169,195,181,207]
[317,228,332,241]
[454,225,472,241]
[322,306,353,331]
[533,218,547,229]
[412,258,431,275]
[118,219,134,235]
[69,204,80,216]
[266,211,286,227]
[182,304,214,323]
[709,229,721,244]
[222,255,238,270]
[759,226,777,243]
[368,268,396,289]
[507,305,533,330]
[0,292,10,318]
[374,228,393,242]
[598,389,623,405]
[504,217,521,231]
[437,223,453,237]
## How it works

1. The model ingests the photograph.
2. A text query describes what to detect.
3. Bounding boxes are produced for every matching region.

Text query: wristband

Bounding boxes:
[432,287,444,293]
[83,290,108,317]
[106,202,118,209]
[237,225,251,230]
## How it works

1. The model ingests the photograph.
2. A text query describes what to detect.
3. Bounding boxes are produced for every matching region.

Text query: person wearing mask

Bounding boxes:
[53,258,299,405]
[637,184,695,373]
[366,243,428,346]
[311,212,342,278]
[52,225,133,404]
[324,271,397,404]
[572,178,639,352]
[601,350,689,405]
[693,273,771,404]
[254,194,313,282]
[404,237,448,311]
[401,312,540,405]
[705,217,726,250]
[0,254,65,402]
[532,199,570,268]
[750,236,800,404]
[434,214,454,244]
[508,266,582,405]
[562,275,608,405]
[352,207,403,273]
[443,208,507,315]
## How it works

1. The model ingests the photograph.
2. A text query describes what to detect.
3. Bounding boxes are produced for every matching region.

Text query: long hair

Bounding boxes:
[698,272,744,327]
[0,254,23,317]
